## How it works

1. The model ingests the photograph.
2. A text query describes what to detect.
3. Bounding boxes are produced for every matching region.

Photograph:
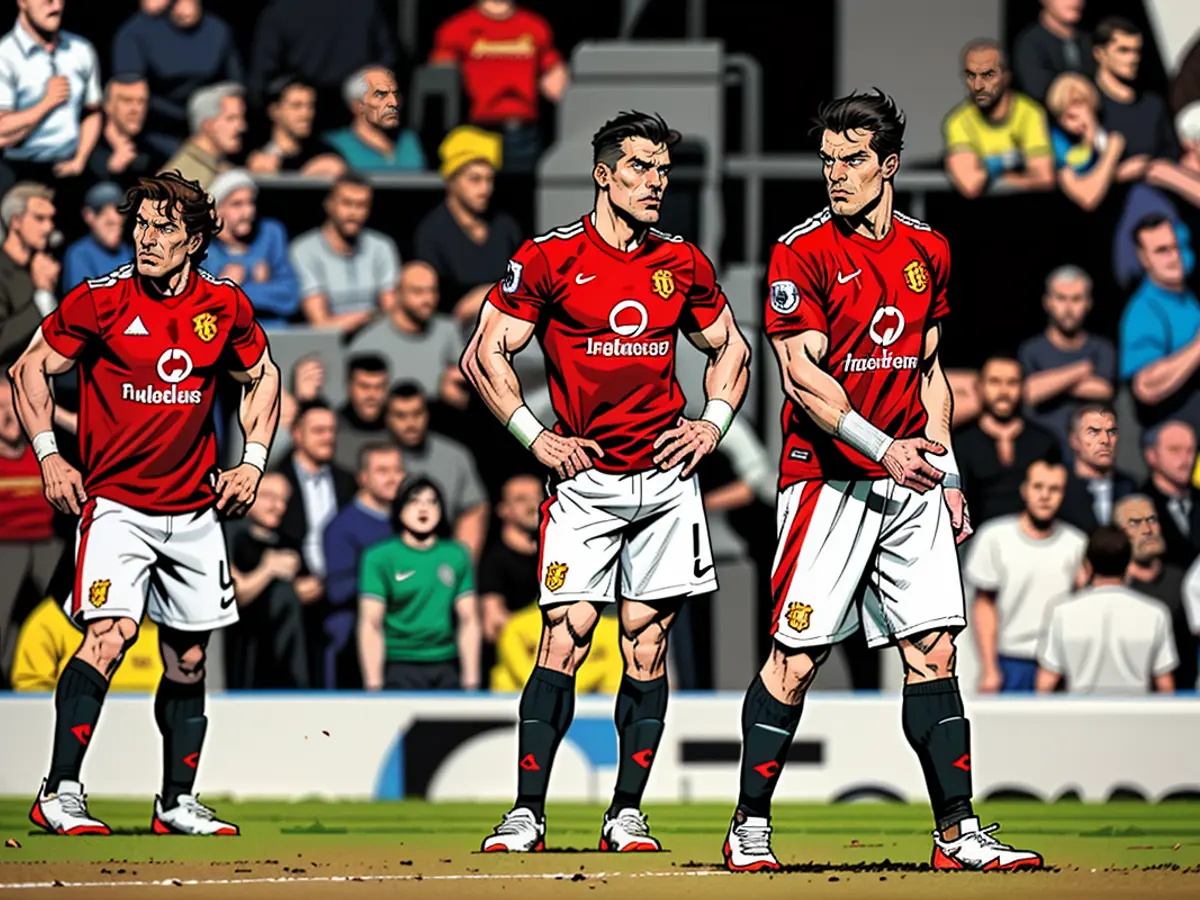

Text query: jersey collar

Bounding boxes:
[834,212,898,253]
[583,213,645,260]
[135,267,199,309]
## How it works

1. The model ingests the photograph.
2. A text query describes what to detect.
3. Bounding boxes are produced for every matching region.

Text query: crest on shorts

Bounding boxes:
[544,562,568,592]
[651,269,675,299]
[192,312,219,342]
[786,601,813,633]
[89,579,111,609]
[902,259,929,294]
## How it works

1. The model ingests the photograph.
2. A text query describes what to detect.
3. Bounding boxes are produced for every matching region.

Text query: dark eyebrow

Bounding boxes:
[633,157,657,167]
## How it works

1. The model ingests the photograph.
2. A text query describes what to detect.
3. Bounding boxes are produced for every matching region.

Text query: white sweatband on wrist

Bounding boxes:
[507,405,546,450]
[700,399,734,439]
[32,289,56,317]
[927,447,961,490]
[836,410,892,463]
[32,430,58,462]
[241,442,269,472]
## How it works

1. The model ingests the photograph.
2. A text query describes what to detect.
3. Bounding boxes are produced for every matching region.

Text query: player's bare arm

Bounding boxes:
[461,302,604,479]
[7,327,87,515]
[773,328,945,492]
[653,306,751,476]
[919,322,972,542]
[217,346,281,518]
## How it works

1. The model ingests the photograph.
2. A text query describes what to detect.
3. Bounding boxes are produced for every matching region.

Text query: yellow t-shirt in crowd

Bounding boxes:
[11,599,163,692]
[943,92,1052,173]
[491,604,623,694]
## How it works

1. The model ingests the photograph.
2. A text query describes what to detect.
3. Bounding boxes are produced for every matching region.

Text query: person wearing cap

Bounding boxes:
[62,182,133,291]
[204,168,299,326]
[412,125,522,324]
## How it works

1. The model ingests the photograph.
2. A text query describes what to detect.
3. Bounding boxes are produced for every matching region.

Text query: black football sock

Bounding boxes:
[46,658,109,793]
[608,674,668,816]
[154,677,207,811]
[736,674,804,819]
[515,667,576,818]
[902,677,974,834]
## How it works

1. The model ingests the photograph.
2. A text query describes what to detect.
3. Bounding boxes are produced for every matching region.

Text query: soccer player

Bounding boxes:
[463,111,751,852]
[721,90,1043,872]
[8,171,281,836]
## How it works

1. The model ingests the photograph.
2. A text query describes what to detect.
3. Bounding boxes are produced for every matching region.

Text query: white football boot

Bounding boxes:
[481,807,546,852]
[931,817,1043,870]
[29,779,111,835]
[152,794,239,835]
[723,812,781,872]
[599,808,661,851]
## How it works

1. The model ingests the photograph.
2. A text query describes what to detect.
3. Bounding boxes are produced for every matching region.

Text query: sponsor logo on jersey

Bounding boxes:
[192,312,219,342]
[586,300,671,357]
[902,259,930,293]
[156,347,194,383]
[868,306,906,347]
[544,562,568,592]
[89,579,111,609]
[842,348,919,373]
[651,269,675,299]
[786,601,813,633]
[121,383,204,405]
[502,259,523,294]
[769,279,800,315]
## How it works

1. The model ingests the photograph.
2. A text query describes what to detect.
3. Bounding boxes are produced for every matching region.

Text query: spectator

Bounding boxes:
[87,74,156,186]
[1116,493,1194,691]
[1018,264,1115,449]
[966,458,1086,692]
[1093,17,1180,165]
[1057,404,1135,532]
[1112,185,1194,292]
[1181,102,1200,175]
[430,0,569,173]
[943,39,1054,198]
[0,0,101,189]
[957,356,1061,524]
[224,471,309,690]
[266,355,326,470]
[320,443,404,690]
[413,126,522,321]
[1173,34,1200,115]
[1036,526,1177,695]
[1183,555,1200,688]
[323,67,424,173]
[161,82,245,189]
[478,473,541,647]
[290,173,398,335]
[491,604,622,693]
[246,76,345,177]
[1044,73,1126,210]
[62,182,131,290]
[205,169,299,325]
[1142,420,1200,567]
[358,476,480,691]
[112,0,242,158]
[384,382,488,561]
[1013,0,1093,102]
[349,261,468,409]
[334,354,390,474]
[1120,215,1200,432]
[0,182,58,368]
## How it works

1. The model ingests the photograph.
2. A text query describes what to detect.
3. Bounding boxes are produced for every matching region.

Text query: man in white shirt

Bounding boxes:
[965,458,1087,692]
[1037,526,1177,694]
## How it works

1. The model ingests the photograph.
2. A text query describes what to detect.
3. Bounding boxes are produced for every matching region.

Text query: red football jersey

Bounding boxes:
[764,208,951,487]
[486,216,728,473]
[429,6,562,124]
[0,443,53,541]
[41,264,268,513]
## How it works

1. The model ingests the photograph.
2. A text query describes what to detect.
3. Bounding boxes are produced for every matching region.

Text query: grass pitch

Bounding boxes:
[1,799,1198,898]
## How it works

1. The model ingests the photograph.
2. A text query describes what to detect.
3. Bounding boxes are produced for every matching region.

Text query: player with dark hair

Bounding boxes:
[9,171,281,836]
[721,90,1043,872]
[464,110,752,852]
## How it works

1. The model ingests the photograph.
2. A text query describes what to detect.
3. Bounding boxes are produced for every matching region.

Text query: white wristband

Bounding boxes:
[241,441,268,472]
[700,399,734,439]
[31,430,58,462]
[836,410,893,463]
[927,447,961,490]
[507,405,546,450]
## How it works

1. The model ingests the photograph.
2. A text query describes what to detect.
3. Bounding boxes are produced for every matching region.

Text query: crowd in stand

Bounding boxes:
[0,0,1199,696]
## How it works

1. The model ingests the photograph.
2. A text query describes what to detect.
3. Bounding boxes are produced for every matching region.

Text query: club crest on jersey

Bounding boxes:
[786,601,813,633]
[192,312,218,342]
[651,269,675,299]
[902,259,930,293]
[544,562,568,592]
[769,280,800,315]
[89,579,111,609]
[502,259,523,294]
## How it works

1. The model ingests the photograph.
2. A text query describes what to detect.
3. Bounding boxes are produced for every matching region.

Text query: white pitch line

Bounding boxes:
[0,869,734,891]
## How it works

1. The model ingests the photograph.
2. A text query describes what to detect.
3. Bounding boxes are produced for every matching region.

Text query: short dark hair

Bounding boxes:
[1086,525,1132,578]
[388,381,426,403]
[1095,16,1141,47]
[347,353,388,379]
[119,171,222,263]
[266,74,312,107]
[812,89,905,166]
[1133,213,1171,247]
[357,440,400,473]
[981,354,1024,377]
[592,111,681,171]
[107,71,146,88]
[293,397,332,424]
[331,171,371,195]
[1069,403,1117,434]
[391,475,451,538]
[1025,455,1066,479]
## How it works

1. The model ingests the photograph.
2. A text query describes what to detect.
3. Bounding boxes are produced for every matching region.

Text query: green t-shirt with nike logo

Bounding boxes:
[358,537,475,663]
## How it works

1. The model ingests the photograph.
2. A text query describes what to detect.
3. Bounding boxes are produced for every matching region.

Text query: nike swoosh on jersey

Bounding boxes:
[575,273,597,285]
[836,269,862,284]
[395,571,416,582]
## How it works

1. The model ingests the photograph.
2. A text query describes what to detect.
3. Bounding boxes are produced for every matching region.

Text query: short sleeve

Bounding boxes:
[358,546,387,601]
[763,240,828,337]
[485,239,554,323]
[1037,606,1065,674]
[375,235,400,292]
[1019,99,1052,157]
[1091,336,1117,383]
[1153,606,1179,675]
[1118,299,1168,381]
[40,282,98,358]
[534,15,563,73]
[943,107,974,154]
[224,286,268,370]
[679,245,727,333]
[82,40,102,106]
[289,237,324,301]
[0,59,16,111]
[1017,336,1040,375]
[456,547,475,598]
[928,234,951,320]
[477,548,504,595]
[455,445,487,512]
[429,17,462,64]
[963,525,1001,590]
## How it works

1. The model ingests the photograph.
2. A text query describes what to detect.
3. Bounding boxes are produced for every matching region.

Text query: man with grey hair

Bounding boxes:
[1178,101,1200,175]
[323,66,425,172]
[161,82,246,189]
[0,182,57,368]
[1018,264,1115,453]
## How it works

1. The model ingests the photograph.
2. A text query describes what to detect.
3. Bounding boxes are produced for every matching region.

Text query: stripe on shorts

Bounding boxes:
[72,498,97,615]
[769,481,822,635]
[535,491,556,578]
